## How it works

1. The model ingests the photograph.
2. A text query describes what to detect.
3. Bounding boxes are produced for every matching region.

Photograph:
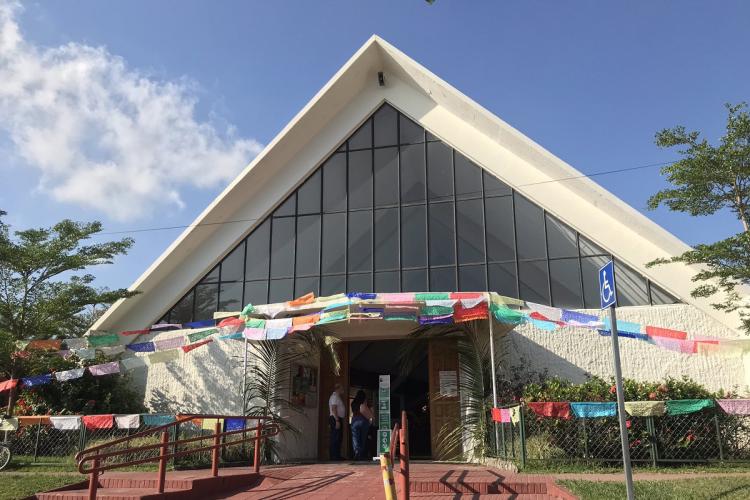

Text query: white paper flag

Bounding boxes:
[50,416,81,430]
[115,414,141,429]
[54,368,85,382]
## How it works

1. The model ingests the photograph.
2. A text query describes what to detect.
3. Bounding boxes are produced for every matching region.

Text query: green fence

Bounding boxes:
[489,404,750,467]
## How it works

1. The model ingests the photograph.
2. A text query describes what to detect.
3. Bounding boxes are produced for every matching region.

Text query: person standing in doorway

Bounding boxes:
[350,389,374,460]
[328,383,345,460]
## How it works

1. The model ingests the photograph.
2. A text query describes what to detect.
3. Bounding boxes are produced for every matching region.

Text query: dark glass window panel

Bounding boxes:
[336,143,346,152]
[430,267,456,292]
[244,281,268,306]
[348,119,372,150]
[400,144,426,204]
[399,113,424,145]
[220,241,245,282]
[194,283,218,321]
[456,199,485,265]
[321,275,346,296]
[428,202,456,266]
[375,208,399,271]
[374,104,398,147]
[459,265,487,292]
[322,213,346,274]
[274,194,295,217]
[483,171,511,197]
[245,220,270,281]
[219,282,243,312]
[581,256,609,308]
[348,150,373,209]
[518,260,549,304]
[402,269,427,292]
[549,258,583,308]
[615,261,649,306]
[201,264,220,284]
[514,193,546,260]
[269,279,294,303]
[454,152,482,200]
[579,235,608,256]
[650,283,680,305]
[426,130,439,142]
[348,210,372,272]
[295,276,320,297]
[270,217,295,278]
[295,215,321,276]
[488,262,517,298]
[347,273,372,293]
[374,147,399,207]
[401,205,427,268]
[427,142,453,202]
[170,290,194,324]
[546,215,578,259]
[485,196,515,262]
[375,271,399,293]
[323,154,347,212]
[297,170,321,215]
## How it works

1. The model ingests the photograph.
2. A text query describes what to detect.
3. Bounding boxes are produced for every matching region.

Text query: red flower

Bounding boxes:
[609,385,617,394]
[626,420,632,429]
[648,392,657,400]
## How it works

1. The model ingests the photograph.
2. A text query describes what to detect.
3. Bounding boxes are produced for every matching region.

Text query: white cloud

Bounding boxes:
[0,1,262,221]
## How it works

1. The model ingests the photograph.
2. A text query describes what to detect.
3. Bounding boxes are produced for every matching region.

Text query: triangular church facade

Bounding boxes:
[93,37,747,460]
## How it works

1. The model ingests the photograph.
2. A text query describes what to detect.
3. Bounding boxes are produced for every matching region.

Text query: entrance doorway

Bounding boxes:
[348,340,432,459]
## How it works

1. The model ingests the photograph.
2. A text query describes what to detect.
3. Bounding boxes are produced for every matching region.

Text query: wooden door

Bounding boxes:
[428,338,461,460]
[317,342,349,460]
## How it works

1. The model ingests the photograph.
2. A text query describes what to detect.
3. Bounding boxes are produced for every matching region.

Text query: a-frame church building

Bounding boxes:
[93,36,747,461]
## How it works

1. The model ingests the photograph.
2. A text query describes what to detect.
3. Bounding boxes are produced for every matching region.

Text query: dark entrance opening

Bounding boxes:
[348,340,431,458]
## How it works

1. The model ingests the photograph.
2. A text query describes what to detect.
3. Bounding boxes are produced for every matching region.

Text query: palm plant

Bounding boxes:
[399,321,499,462]
[242,328,340,463]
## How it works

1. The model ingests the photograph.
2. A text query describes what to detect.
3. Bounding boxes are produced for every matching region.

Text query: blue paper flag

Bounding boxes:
[22,374,53,387]
[127,342,155,352]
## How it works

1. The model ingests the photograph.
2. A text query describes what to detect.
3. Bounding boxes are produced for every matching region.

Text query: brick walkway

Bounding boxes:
[211,463,574,499]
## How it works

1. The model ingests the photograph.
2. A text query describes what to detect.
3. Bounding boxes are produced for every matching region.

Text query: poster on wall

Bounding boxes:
[291,364,318,408]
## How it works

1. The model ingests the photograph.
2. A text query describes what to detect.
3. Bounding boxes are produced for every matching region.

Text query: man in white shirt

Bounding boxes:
[328,383,346,460]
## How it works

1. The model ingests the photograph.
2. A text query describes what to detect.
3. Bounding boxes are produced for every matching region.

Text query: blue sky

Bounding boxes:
[1,0,748,291]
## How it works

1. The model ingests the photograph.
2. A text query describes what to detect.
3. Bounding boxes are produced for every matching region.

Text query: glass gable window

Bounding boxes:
[161,102,680,321]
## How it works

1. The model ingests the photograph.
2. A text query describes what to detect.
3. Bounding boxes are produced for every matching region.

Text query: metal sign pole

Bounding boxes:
[608,307,635,500]
[487,293,500,455]
[242,336,248,412]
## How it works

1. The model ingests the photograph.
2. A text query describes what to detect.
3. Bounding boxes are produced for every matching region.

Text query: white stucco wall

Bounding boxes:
[500,303,749,395]
[125,334,321,461]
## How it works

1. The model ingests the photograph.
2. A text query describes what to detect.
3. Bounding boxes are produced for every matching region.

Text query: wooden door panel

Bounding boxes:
[428,338,461,460]
[317,342,349,460]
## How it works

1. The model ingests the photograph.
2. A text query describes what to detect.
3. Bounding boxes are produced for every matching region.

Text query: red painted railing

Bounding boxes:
[388,411,410,500]
[75,414,279,500]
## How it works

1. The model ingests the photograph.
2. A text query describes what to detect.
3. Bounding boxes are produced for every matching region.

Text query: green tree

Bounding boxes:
[647,103,750,331]
[0,210,136,414]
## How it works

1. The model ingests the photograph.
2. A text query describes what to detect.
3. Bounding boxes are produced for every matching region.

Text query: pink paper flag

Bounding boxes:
[88,361,120,376]
[154,336,185,351]
[717,399,750,415]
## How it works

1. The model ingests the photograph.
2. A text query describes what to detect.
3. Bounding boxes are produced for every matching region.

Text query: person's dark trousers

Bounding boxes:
[329,416,342,460]
[351,416,370,460]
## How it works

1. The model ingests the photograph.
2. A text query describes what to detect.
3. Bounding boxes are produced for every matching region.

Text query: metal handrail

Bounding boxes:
[75,414,278,500]
[386,411,410,500]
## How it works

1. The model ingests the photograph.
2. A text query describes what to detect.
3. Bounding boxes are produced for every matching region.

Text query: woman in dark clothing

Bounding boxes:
[350,390,373,460]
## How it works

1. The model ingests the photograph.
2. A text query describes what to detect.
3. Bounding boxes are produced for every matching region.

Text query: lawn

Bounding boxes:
[0,473,85,500]
[561,478,750,500]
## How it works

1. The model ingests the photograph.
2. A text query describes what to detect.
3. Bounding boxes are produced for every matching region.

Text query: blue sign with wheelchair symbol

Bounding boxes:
[599,260,617,309]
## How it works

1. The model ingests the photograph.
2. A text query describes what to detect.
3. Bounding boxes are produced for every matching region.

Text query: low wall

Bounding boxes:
[502,304,749,394]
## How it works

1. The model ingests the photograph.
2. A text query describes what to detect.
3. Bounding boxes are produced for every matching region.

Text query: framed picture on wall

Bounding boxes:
[291,363,318,408]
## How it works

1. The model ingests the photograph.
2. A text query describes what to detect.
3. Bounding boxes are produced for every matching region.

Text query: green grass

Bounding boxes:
[560,478,750,500]
[521,460,750,474]
[0,473,86,500]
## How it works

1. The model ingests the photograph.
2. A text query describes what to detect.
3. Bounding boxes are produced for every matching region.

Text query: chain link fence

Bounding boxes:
[489,404,750,467]
[3,416,257,469]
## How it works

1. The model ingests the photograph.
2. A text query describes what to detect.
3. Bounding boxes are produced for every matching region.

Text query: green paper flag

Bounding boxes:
[420,305,454,316]
[87,333,120,348]
[245,318,266,329]
[187,328,217,343]
[415,292,450,301]
[490,304,527,325]
[665,399,714,416]
[241,303,255,317]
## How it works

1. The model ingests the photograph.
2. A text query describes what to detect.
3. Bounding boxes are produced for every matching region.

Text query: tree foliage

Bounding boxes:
[647,103,750,331]
[0,210,138,413]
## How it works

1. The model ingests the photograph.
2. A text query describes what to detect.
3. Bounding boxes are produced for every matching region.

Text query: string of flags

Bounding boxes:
[490,398,750,424]
[0,413,256,433]
[3,291,750,394]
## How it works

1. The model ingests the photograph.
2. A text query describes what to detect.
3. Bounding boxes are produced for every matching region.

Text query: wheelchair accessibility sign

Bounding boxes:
[599,260,617,309]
